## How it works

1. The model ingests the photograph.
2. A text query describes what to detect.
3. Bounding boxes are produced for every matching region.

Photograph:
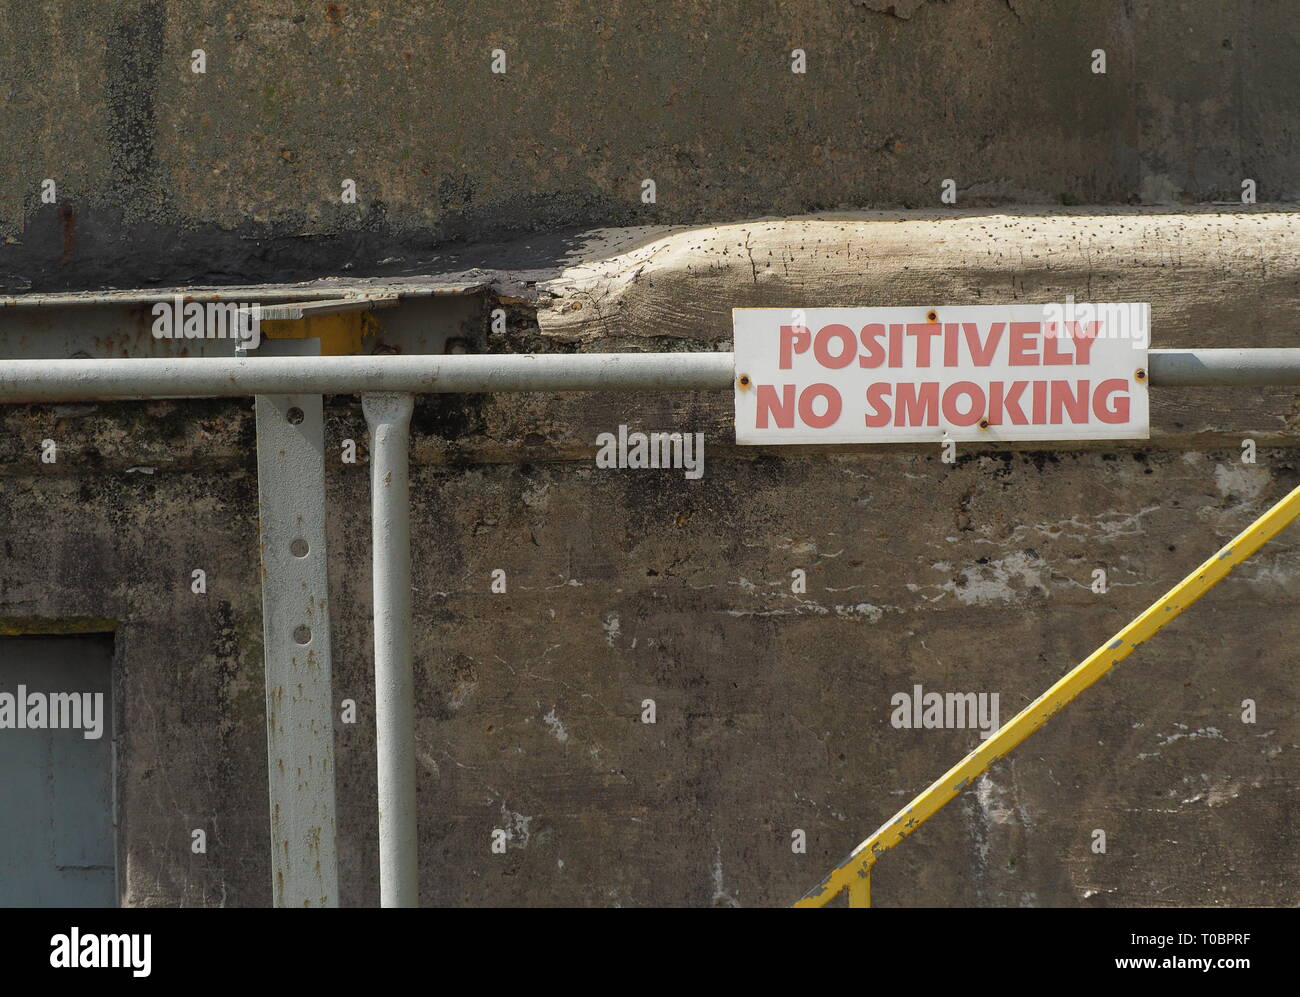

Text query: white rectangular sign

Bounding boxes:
[733,304,1149,445]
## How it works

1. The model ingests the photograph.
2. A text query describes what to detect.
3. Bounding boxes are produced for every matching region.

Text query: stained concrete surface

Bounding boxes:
[0,1,1298,908]
[1,0,1298,290]
[2,203,1299,905]
[1,401,1297,906]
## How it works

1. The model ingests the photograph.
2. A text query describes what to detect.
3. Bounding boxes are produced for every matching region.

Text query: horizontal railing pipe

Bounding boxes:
[1146,348,1300,386]
[0,353,737,401]
[1,349,1299,403]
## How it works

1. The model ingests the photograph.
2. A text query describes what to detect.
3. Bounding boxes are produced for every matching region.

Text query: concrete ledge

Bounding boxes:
[527,209,1300,348]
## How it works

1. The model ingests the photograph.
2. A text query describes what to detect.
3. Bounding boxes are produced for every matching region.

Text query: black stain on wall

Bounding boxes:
[105,0,169,223]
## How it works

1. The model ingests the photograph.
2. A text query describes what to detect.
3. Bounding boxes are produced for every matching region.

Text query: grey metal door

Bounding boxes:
[0,635,116,906]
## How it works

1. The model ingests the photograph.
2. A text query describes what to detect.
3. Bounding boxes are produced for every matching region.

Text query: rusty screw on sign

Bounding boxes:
[738,373,751,390]
[1135,368,1147,383]
[927,309,938,322]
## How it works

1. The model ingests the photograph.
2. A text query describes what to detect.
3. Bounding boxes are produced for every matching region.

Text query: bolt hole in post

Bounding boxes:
[286,406,305,425]
[293,625,311,645]
[290,538,309,558]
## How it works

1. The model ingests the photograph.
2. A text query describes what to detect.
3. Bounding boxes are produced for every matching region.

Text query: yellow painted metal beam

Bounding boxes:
[847,871,871,908]
[261,311,381,356]
[795,482,1300,907]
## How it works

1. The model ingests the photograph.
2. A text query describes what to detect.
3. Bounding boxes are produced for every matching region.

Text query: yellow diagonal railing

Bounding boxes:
[795,482,1300,908]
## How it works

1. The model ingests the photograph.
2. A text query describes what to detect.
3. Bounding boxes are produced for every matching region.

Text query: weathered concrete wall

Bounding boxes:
[1,0,1298,290]
[3,395,1298,906]
[1,0,1297,907]
[1,209,1298,906]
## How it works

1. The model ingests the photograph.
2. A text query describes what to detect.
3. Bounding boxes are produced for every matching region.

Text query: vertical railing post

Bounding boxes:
[362,392,418,907]
[254,392,339,907]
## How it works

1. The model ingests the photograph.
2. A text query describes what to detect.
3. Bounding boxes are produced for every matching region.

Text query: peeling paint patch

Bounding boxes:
[935,551,1052,605]
[521,480,551,511]
[499,807,533,848]
[1182,779,1244,807]
[1214,462,1269,501]
[837,602,883,621]
[1156,726,1223,747]
[601,612,621,646]
[542,706,569,743]
[721,601,891,620]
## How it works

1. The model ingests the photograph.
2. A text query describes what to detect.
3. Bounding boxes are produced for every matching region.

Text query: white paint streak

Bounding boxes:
[711,844,739,907]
